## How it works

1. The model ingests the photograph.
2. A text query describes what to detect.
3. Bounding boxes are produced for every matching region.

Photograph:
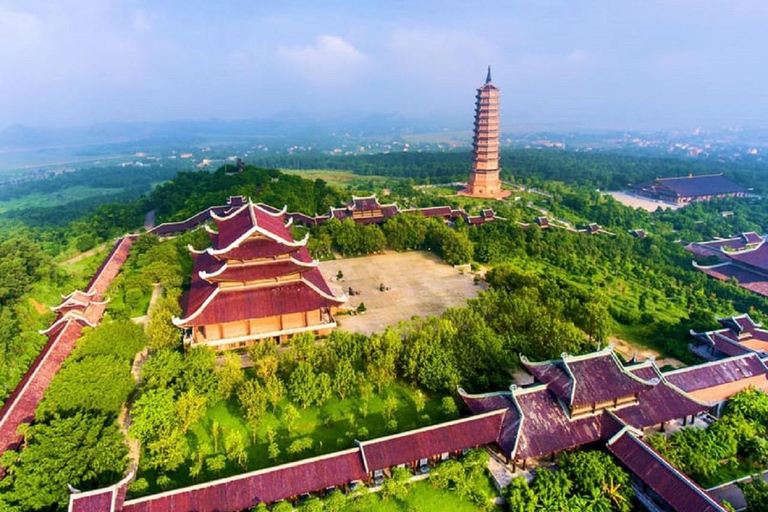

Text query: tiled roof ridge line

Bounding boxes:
[609,350,659,387]
[354,440,369,474]
[359,409,506,448]
[507,384,526,459]
[456,387,511,399]
[67,470,134,512]
[207,201,308,255]
[0,324,69,433]
[611,430,726,511]
[721,240,765,255]
[85,236,131,296]
[300,276,348,303]
[122,448,364,506]
[656,173,724,181]
[38,311,95,335]
[560,354,578,405]
[199,256,320,282]
[663,352,763,375]
[172,288,220,326]
[692,260,732,270]
[61,289,95,300]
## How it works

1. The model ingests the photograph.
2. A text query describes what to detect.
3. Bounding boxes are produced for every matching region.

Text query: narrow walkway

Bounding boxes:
[0,236,134,456]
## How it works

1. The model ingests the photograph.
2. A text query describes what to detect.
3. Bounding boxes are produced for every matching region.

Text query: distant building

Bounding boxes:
[459,67,511,199]
[173,200,346,351]
[688,232,768,297]
[632,173,748,204]
[280,194,500,227]
[690,314,768,361]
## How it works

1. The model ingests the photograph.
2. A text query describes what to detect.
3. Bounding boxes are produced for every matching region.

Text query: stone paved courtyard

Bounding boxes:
[319,251,485,335]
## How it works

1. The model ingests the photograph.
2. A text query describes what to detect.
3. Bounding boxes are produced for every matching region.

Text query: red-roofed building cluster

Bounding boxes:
[688,232,768,297]
[690,313,768,361]
[173,200,347,351]
[70,345,762,512]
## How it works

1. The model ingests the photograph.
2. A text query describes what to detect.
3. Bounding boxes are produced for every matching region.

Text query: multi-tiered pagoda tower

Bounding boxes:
[460,67,511,199]
[173,200,346,351]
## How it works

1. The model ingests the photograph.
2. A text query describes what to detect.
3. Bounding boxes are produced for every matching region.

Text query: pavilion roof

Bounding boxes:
[607,429,726,512]
[206,201,305,257]
[522,348,651,408]
[511,385,604,460]
[649,174,747,198]
[199,248,318,284]
[663,353,768,400]
[726,242,768,271]
[616,362,708,428]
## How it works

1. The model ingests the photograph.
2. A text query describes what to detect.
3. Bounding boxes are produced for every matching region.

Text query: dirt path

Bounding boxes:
[609,336,685,369]
[131,283,163,326]
[60,243,108,266]
[29,298,48,315]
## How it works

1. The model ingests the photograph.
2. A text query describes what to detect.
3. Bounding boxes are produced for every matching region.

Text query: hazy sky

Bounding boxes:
[1,0,767,130]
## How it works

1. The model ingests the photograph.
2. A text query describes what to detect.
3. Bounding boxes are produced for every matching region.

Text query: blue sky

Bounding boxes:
[1,0,767,129]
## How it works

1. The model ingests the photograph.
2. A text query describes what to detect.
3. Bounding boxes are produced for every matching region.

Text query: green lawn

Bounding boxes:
[135,381,455,495]
[281,169,388,189]
[341,479,497,512]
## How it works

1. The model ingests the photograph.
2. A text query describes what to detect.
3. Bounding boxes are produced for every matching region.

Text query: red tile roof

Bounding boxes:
[360,411,506,471]
[664,354,768,395]
[123,449,367,512]
[696,263,768,297]
[523,350,650,408]
[727,242,768,272]
[512,386,604,460]
[177,278,343,327]
[607,430,726,512]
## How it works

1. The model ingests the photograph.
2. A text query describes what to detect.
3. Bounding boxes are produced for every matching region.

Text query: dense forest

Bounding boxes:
[251,149,768,193]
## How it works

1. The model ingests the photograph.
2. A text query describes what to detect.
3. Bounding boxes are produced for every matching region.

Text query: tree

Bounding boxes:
[218,352,245,400]
[315,372,332,406]
[365,329,401,393]
[384,395,399,421]
[332,359,356,400]
[224,431,248,468]
[264,377,286,412]
[140,349,184,390]
[176,390,207,434]
[739,477,768,512]
[282,404,300,433]
[130,388,188,472]
[441,396,458,418]
[287,437,314,455]
[5,413,127,510]
[37,355,135,420]
[289,362,317,408]
[381,467,411,502]
[147,296,182,350]
[412,390,426,414]
[182,346,219,401]
[206,454,227,475]
[266,427,281,460]
[505,477,538,512]
[238,379,268,441]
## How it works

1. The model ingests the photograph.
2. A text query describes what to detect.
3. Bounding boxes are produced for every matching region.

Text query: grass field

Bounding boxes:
[340,479,497,511]
[135,381,454,495]
[281,169,389,188]
[0,185,125,213]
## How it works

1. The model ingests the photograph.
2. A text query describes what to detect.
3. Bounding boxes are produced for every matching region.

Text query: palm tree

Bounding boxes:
[602,476,630,512]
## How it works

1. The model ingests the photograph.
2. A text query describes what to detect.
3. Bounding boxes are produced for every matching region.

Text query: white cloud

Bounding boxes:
[277,35,365,85]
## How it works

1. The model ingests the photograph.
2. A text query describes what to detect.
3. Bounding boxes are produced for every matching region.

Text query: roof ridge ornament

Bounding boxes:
[486,65,492,83]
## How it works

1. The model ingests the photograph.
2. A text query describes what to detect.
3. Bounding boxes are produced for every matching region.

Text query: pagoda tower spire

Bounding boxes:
[459,68,511,199]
